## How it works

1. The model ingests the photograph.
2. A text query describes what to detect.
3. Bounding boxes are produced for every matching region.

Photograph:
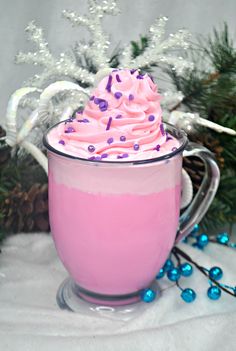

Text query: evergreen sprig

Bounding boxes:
[166,24,236,230]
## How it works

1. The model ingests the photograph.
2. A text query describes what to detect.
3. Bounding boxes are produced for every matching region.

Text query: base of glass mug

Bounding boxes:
[56,277,161,319]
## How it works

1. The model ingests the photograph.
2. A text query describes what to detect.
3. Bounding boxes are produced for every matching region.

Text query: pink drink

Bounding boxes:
[48,149,182,299]
[44,70,220,308]
[46,69,184,304]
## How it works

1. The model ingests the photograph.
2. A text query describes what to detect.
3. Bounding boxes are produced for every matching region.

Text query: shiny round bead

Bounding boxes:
[148,115,155,122]
[209,266,223,281]
[120,135,126,142]
[180,263,193,277]
[163,259,174,272]
[190,223,199,236]
[197,233,209,248]
[140,288,156,303]
[216,232,229,245]
[65,126,75,133]
[156,268,165,279]
[207,286,221,300]
[181,288,196,303]
[167,267,181,281]
[114,92,122,99]
[107,137,114,144]
[88,145,95,153]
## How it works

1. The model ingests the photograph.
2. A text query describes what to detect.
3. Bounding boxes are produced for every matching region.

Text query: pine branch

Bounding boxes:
[167,24,236,230]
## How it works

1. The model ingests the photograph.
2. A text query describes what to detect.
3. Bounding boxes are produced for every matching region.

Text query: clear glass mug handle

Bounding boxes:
[175,142,220,243]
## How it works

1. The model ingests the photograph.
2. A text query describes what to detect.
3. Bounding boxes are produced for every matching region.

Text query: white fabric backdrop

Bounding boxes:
[0,233,236,351]
[0,0,236,122]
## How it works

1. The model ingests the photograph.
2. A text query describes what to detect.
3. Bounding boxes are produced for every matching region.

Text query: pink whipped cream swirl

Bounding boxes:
[47,69,179,161]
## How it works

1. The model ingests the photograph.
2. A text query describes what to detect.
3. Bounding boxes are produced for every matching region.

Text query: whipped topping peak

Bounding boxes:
[47,69,179,161]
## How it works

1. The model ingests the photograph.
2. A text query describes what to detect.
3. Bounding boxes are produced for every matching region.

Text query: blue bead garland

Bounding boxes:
[207,286,221,300]
[163,259,174,272]
[140,288,156,303]
[167,267,181,281]
[156,268,165,279]
[216,232,229,245]
[197,233,209,248]
[190,223,199,236]
[209,266,223,280]
[180,262,193,277]
[141,227,236,305]
[181,288,196,303]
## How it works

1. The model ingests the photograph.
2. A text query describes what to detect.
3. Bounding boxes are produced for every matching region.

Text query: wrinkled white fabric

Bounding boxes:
[0,233,236,351]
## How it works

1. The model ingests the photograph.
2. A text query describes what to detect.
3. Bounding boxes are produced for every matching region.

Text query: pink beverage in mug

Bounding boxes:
[44,69,219,307]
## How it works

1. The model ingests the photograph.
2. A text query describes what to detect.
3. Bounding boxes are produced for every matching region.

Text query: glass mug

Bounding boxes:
[43,123,220,309]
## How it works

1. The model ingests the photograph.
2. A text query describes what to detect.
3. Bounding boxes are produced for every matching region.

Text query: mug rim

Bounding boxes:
[43,121,188,165]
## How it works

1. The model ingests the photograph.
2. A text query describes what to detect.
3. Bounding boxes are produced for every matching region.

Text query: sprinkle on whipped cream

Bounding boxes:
[47,69,179,161]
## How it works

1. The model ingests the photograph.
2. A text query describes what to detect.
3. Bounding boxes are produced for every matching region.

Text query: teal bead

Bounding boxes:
[190,223,199,236]
[163,259,174,272]
[167,267,181,281]
[180,262,193,277]
[197,233,209,248]
[207,286,221,300]
[216,232,229,245]
[140,288,156,303]
[209,266,223,281]
[181,288,196,303]
[156,268,165,279]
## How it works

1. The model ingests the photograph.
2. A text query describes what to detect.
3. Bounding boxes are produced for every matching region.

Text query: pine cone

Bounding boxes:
[1,183,49,233]
[183,132,224,194]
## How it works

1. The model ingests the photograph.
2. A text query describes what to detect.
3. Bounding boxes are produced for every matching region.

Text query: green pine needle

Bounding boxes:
[167,24,236,230]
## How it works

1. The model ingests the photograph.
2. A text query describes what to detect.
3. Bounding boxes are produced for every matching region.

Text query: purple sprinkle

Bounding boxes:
[154,144,161,151]
[114,92,122,99]
[95,156,101,161]
[137,74,144,79]
[106,75,112,93]
[59,140,65,145]
[112,69,119,72]
[122,153,129,158]
[129,94,134,101]
[120,135,126,142]
[116,74,122,82]
[166,133,173,141]
[130,69,137,74]
[90,95,94,101]
[77,118,89,123]
[65,126,75,133]
[172,147,178,152]
[101,153,108,158]
[160,123,165,136]
[88,145,95,153]
[94,97,101,105]
[107,137,114,144]
[106,117,113,131]
[99,100,108,112]
[133,143,139,151]
[115,114,122,119]
[117,154,123,159]
[148,115,155,122]
[88,156,96,160]
[76,109,84,114]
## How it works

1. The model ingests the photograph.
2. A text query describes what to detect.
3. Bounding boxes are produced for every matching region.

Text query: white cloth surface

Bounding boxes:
[0,233,236,351]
